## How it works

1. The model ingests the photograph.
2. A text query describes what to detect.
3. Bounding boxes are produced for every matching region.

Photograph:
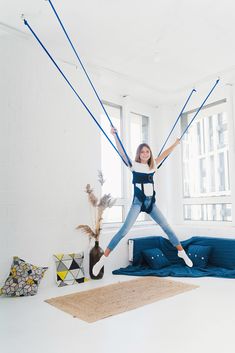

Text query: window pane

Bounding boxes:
[218,152,225,191]
[181,103,231,222]
[199,158,206,193]
[222,203,232,221]
[182,107,230,197]
[210,156,215,192]
[101,103,123,223]
[142,116,149,143]
[104,206,123,223]
[217,112,228,148]
[101,103,122,198]
[183,204,232,222]
[130,113,150,222]
[101,106,150,225]
[130,112,149,157]
[207,204,216,221]
[208,116,214,151]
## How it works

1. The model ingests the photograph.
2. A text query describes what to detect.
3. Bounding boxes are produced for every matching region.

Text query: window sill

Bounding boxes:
[180,220,235,227]
[102,220,156,234]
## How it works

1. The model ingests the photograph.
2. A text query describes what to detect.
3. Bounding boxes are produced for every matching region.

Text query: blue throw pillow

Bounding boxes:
[187,245,212,268]
[142,248,171,270]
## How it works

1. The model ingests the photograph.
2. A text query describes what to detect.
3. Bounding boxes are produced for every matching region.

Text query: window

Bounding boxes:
[101,103,150,224]
[129,112,149,157]
[101,102,123,223]
[181,100,232,222]
[184,204,232,222]
[129,112,150,222]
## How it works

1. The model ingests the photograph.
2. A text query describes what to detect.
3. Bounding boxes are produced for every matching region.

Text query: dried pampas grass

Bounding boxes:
[76,171,116,241]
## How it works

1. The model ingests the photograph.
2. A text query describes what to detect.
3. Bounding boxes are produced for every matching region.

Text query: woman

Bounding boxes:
[93,127,192,276]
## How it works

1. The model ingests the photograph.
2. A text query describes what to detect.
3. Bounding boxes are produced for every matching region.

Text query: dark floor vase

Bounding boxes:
[89,241,104,279]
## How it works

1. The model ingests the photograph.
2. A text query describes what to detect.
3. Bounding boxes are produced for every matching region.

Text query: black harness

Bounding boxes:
[132,171,156,213]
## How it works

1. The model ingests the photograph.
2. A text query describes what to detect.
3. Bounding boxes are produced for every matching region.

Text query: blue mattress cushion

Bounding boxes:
[113,236,235,279]
[142,248,171,270]
[187,245,212,268]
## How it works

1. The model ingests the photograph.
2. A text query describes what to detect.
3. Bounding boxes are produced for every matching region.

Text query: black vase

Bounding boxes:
[89,240,104,279]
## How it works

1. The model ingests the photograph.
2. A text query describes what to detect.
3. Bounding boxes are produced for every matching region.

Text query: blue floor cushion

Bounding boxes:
[142,248,171,269]
[187,245,212,268]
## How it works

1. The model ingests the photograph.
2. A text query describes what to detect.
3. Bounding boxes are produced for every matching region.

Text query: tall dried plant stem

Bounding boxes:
[95,207,104,238]
[89,202,96,230]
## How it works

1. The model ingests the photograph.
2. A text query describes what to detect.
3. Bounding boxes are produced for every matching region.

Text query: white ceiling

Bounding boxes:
[1,0,235,102]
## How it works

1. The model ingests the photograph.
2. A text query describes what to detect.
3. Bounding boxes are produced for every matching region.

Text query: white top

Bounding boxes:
[130,160,156,196]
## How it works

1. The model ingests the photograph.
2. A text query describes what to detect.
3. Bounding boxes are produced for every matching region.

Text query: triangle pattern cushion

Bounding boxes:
[53,252,88,287]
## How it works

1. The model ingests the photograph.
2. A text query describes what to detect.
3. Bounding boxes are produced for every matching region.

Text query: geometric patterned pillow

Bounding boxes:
[0,257,48,297]
[53,253,88,287]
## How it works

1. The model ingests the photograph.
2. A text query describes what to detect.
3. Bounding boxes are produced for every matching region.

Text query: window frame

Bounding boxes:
[101,100,152,226]
[181,98,234,226]
[101,100,125,223]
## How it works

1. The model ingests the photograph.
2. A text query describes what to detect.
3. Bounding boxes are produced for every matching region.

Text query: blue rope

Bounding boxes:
[47,0,132,167]
[157,79,220,169]
[157,88,196,157]
[180,79,219,139]
[23,19,129,167]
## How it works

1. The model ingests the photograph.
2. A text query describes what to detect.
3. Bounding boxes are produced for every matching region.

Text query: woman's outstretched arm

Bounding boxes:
[155,138,180,166]
[111,126,130,166]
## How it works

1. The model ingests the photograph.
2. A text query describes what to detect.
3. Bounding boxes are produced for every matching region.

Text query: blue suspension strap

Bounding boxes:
[179,80,220,139]
[46,0,132,167]
[157,88,196,157]
[157,79,220,169]
[23,18,129,167]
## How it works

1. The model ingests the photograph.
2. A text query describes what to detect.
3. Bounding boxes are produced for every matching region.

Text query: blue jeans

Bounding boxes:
[107,196,180,251]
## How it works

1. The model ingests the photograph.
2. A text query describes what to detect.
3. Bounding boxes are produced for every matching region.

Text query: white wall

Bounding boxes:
[0,34,104,287]
[0,34,159,287]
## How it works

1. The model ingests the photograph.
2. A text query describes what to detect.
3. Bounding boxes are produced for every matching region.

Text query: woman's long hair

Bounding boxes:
[135,143,155,170]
